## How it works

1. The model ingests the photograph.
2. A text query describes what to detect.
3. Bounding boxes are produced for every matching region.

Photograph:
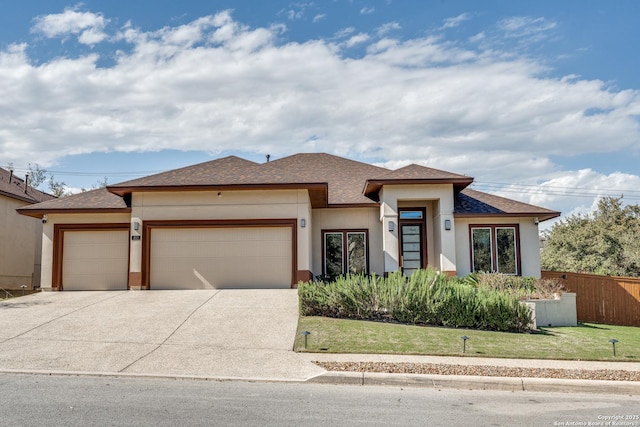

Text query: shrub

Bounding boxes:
[298,268,532,332]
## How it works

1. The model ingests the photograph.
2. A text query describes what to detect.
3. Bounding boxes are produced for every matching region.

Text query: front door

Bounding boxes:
[399,209,426,276]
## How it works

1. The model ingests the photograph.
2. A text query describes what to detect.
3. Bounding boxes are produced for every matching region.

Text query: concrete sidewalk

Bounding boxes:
[1,291,639,395]
[301,353,640,395]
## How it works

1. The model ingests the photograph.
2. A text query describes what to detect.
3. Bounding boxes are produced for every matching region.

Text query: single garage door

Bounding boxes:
[62,230,129,291]
[150,226,292,289]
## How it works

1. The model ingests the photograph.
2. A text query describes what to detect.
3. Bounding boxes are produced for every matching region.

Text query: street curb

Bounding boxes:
[0,369,306,384]
[307,371,640,395]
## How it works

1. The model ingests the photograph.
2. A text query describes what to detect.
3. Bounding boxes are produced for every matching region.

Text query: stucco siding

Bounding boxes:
[130,189,312,276]
[0,195,41,289]
[379,184,456,274]
[454,217,541,277]
[312,207,383,277]
[40,213,132,290]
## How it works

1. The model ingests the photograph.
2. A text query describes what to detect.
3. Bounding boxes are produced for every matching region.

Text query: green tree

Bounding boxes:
[541,196,640,277]
[27,163,70,197]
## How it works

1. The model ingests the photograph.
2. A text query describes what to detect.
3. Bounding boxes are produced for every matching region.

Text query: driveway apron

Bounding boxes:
[0,290,325,381]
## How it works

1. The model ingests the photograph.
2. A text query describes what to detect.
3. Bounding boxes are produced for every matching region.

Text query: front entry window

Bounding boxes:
[323,230,367,279]
[471,225,519,275]
[399,208,426,277]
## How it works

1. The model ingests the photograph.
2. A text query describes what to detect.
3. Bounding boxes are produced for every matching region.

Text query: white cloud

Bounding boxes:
[360,7,375,15]
[3,10,640,221]
[312,14,326,23]
[334,27,355,39]
[344,33,370,48]
[498,16,557,44]
[32,7,108,45]
[376,21,401,36]
[441,13,470,30]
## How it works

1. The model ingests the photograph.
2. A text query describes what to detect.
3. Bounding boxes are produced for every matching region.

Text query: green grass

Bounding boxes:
[295,316,640,361]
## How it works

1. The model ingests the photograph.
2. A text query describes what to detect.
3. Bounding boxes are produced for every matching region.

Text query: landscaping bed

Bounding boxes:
[314,361,640,382]
[298,269,550,332]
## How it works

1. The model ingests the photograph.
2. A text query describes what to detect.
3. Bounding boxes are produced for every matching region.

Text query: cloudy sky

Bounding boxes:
[1,0,639,224]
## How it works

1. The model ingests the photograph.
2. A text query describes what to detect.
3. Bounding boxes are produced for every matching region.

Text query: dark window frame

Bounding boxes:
[469,224,521,275]
[399,207,428,270]
[322,229,369,278]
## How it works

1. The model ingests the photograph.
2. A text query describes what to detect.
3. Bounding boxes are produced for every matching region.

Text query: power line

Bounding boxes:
[472,182,640,201]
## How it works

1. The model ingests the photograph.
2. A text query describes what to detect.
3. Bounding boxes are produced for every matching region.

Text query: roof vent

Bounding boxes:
[24,174,29,193]
[266,154,270,162]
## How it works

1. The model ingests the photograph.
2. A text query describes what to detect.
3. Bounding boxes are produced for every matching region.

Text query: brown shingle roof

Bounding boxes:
[455,188,560,221]
[109,156,263,188]
[17,153,560,220]
[17,188,130,218]
[108,153,389,205]
[264,153,389,205]
[0,167,55,204]
[363,163,473,200]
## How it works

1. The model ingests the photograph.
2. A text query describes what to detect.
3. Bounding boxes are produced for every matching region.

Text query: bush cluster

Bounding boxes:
[298,268,533,332]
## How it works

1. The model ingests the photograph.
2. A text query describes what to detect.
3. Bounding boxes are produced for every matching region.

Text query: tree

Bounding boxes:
[81,176,108,192]
[541,196,640,277]
[27,163,48,188]
[28,163,70,197]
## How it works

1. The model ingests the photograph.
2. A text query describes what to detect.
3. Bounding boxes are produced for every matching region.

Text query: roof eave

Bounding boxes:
[363,177,474,201]
[0,189,41,204]
[107,182,330,208]
[454,211,561,222]
[17,207,133,219]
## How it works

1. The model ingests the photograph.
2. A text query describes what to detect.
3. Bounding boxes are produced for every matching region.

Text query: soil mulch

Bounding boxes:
[314,361,640,382]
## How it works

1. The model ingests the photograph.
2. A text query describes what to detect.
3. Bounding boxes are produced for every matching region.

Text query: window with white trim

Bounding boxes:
[471,225,519,275]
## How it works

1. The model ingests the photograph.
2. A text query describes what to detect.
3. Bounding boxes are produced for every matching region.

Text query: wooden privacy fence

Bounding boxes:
[541,271,640,326]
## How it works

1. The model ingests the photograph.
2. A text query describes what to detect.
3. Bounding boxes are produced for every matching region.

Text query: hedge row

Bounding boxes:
[298,269,532,332]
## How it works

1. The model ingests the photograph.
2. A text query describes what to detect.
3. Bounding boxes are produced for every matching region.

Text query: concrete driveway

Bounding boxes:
[0,290,325,381]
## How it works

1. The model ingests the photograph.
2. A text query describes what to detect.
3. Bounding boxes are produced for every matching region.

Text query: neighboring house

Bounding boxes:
[0,167,55,289]
[18,153,560,291]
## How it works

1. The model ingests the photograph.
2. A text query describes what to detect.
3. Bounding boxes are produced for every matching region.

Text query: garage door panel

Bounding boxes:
[62,230,129,291]
[63,242,129,260]
[150,226,292,290]
[152,240,291,258]
[152,227,286,242]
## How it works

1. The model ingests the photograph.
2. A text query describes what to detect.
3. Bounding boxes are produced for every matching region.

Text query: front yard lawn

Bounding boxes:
[295,316,640,361]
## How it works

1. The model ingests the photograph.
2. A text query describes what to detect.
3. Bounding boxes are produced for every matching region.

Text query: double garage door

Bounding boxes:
[59,224,293,290]
[149,226,293,289]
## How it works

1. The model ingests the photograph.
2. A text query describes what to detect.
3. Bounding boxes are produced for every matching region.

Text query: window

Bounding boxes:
[470,225,519,275]
[323,230,368,278]
[399,210,423,220]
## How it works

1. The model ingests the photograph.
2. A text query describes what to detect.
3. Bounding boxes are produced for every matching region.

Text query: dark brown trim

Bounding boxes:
[455,212,560,221]
[364,178,473,200]
[141,219,298,289]
[18,208,132,219]
[108,183,328,208]
[296,270,313,283]
[398,208,428,271]
[321,229,369,277]
[53,223,131,291]
[128,272,142,289]
[1,190,44,205]
[326,203,380,208]
[468,224,521,275]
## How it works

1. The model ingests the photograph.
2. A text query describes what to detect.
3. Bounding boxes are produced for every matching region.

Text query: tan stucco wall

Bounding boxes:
[454,217,541,277]
[312,207,383,277]
[40,213,132,291]
[0,195,42,289]
[379,184,456,274]
[129,189,312,275]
